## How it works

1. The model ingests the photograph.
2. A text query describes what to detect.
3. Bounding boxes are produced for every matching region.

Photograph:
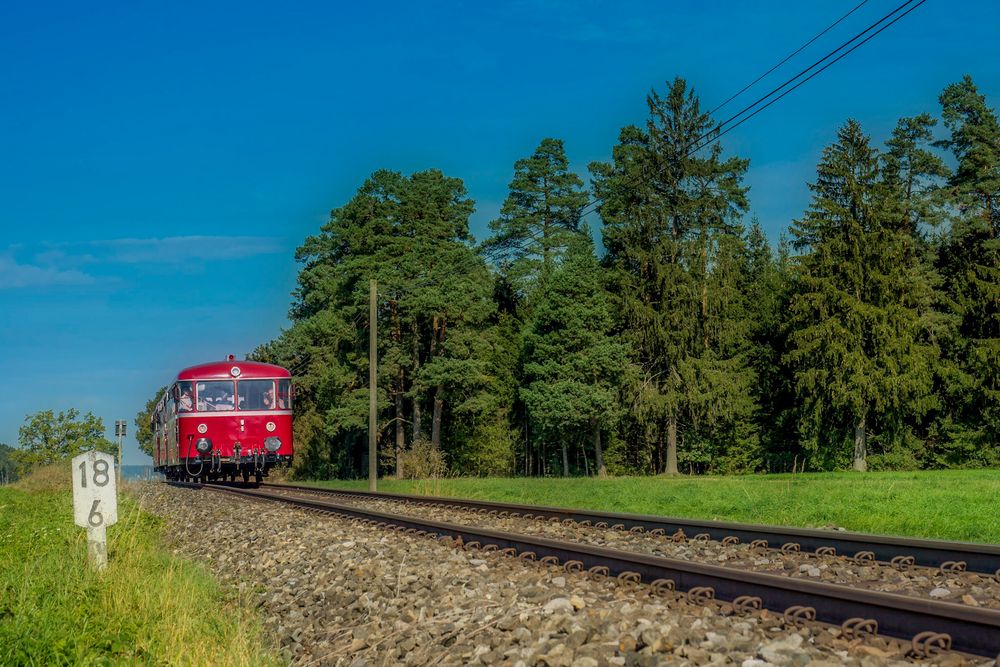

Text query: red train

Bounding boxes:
[152,357,293,483]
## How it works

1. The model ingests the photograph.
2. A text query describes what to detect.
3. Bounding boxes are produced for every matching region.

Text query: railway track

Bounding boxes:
[262,484,1000,612]
[265,483,1000,577]
[174,481,1000,659]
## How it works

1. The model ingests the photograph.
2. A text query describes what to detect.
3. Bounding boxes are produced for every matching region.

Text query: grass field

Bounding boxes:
[306,469,1000,544]
[0,467,280,666]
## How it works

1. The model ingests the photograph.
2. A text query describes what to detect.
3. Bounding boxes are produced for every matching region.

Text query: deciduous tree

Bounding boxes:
[0,443,19,484]
[134,386,167,457]
[17,409,116,468]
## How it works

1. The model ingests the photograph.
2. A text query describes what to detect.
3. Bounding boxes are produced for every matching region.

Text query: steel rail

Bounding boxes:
[176,482,1000,658]
[264,483,1000,577]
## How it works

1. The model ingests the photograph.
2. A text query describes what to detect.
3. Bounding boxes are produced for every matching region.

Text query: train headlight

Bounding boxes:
[264,437,281,452]
[195,438,212,454]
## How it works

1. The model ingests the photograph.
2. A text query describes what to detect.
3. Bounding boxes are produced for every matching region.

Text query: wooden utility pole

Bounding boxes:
[368,279,378,492]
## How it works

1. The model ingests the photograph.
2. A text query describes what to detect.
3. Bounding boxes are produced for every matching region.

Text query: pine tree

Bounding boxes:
[483,138,589,475]
[786,120,939,471]
[281,169,496,478]
[483,138,589,300]
[521,230,629,477]
[935,76,1000,460]
[591,77,752,474]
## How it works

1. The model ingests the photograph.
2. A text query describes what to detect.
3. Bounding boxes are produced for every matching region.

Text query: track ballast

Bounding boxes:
[173,481,1000,659]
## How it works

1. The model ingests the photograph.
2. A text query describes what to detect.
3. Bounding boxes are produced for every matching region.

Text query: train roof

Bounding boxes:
[176,360,291,381]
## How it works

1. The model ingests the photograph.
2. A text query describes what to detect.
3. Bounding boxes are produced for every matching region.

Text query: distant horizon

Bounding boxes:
[120,463,161,481]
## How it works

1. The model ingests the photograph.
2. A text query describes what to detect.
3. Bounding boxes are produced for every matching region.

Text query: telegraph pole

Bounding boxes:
[368,279,378,492]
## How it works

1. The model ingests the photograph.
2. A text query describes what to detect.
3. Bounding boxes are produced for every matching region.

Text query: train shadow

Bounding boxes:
[166,480,262,490]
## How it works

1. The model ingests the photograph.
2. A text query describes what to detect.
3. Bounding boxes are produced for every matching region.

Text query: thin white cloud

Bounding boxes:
[0,254,96,289]
[35,236,286,267]
[90,236,286,264]
[0,236,286,289]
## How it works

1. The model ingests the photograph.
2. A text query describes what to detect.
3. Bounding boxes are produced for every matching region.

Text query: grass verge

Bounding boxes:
[305,469,1000,544]
[0,466,281,666]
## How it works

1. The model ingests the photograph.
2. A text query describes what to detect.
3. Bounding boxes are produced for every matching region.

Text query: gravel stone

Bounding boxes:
[131,483,982,666]
[543,598,575,614]
[301,489,1000,609]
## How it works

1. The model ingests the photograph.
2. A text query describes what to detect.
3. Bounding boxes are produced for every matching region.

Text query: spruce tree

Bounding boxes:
[521,230,629,477]
[591,77,752,474]
[935,76,1000,460]
[787,120,938,471]
[743,222,797,470]
[880,114,951,462]
[883,114,949,234]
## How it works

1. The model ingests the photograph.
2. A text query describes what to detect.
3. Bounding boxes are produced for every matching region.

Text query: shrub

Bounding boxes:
[397,439,447,479]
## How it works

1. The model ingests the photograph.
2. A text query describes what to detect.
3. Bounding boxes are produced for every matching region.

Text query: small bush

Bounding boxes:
[397,440,446,479]
[450,419,518,476]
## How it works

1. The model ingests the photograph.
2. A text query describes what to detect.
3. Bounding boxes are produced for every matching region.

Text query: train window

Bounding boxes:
[177,381,194,412]
[196,380,235,411]
[237,379,274,411]
[276,379,291,410]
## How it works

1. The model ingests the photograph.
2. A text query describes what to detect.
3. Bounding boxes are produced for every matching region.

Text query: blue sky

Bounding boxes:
[1,1,997,464]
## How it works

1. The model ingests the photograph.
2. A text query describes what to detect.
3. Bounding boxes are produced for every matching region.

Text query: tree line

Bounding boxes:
[2,409,117,482]
[239,74,998,479]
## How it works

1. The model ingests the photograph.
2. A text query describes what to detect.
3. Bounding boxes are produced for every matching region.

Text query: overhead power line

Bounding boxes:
[706,0,920,139]
[578,0,926,218]
[708,0,871,117]
[687,0,927,157]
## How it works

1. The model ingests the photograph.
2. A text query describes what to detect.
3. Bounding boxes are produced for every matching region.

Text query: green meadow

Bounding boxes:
[0,467,280,666]
[306,469,1000,544]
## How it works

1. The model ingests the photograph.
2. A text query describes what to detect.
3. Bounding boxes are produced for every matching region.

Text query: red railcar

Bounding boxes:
[152,357,293,483]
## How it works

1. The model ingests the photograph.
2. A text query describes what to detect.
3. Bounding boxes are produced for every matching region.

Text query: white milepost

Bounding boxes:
[72,450,118,571]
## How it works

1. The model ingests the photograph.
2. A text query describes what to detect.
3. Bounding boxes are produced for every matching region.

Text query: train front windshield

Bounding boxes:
[197,380,236,411]
[237,379,291,410]
[189,378,291,412]
[238,379,273,410]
